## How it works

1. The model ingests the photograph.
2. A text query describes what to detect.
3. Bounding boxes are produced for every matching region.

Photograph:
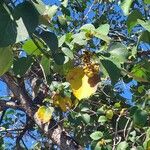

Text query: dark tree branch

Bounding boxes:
[137,50,150,56]
[0,100,23,110]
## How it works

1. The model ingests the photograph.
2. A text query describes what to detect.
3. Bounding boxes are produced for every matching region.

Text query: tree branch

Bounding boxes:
[0,100,23,110]
[1,73,83,150]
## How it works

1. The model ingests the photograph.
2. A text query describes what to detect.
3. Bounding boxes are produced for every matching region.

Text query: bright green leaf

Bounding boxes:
[96,24,110,35]
[98,115,107,124]
[117,141,129,150]
[137,19,150,32]
[131,60,150,82]
[62,47,74,59]
[95,24,111,43]
[144,0,150,4]
[44,5,58,19]
[61,0,68,7]
[59,35,66,47]
[90,131,103,140]
[120,0,133,16]
[80,24,95,31]
[23,39,42,56]
[108,42,128,65]
[72,32,87,46]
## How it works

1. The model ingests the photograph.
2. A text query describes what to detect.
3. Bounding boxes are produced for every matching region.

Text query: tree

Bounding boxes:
[0,0,150,149]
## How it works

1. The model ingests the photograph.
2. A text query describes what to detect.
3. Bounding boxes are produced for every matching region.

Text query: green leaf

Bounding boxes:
[133,109,148,127]
[61,47,74,59]
[137,19,150,32]
[72,32,87,46]
[57,15,68,31]
[117,141,129,150]
[96,24,110,35]
[44,5,58,19]
[53,60,73,75]
[101,59,121,85]
[108,42,128,65]
[90,131,103,140]
[138,31,150,44]
[40,31,58,55]
[59,35,66,47]
[144,128,150,149]
[137,146,144,150]
[23,39,42,56]
[0,5,17,47]
[94,142,102,150]
[94,24,111,43]
[32,0,58,20]
[31,0,45,13]
[81,113,90,124]
[95,33,111,43]
[40,56,51,77]
[0,47,13,76]
[144,0,150,4]
[131,60,150,82]
[53,53,69,65]
[126,9,143,33]
[13,56,33,77]
[61,0,68,7]
[15,1,39,33]
[80,24,95,31]
[120,0,133,16]
[16,18,29,43]
[98,115,107,124]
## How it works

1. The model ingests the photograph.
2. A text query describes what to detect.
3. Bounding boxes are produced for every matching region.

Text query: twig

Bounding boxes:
[125,121,133,141]
[124,118,131,138]
[112,114,121,150]
[83,0,95,20]
[0,128,24,133]
[21,139,28,150]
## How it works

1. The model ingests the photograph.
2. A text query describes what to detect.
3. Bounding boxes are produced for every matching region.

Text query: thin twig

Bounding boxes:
[123,118,131,138]
[83,0,95,20]
[125,121,133,141]
[112,114,121,150]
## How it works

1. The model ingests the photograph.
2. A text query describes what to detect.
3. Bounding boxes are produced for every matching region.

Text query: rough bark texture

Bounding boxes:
[1,74,83,150]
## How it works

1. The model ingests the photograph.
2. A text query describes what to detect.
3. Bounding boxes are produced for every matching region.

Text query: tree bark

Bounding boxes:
[1,74,83,150]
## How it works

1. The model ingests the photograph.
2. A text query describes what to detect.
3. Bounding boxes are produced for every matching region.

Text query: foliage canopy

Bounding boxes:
[0,0,150,149]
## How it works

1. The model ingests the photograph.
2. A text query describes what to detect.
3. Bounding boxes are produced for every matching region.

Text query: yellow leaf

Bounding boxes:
[53,94,72,112]
[67,67,99,100]
[35,106,53,124]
